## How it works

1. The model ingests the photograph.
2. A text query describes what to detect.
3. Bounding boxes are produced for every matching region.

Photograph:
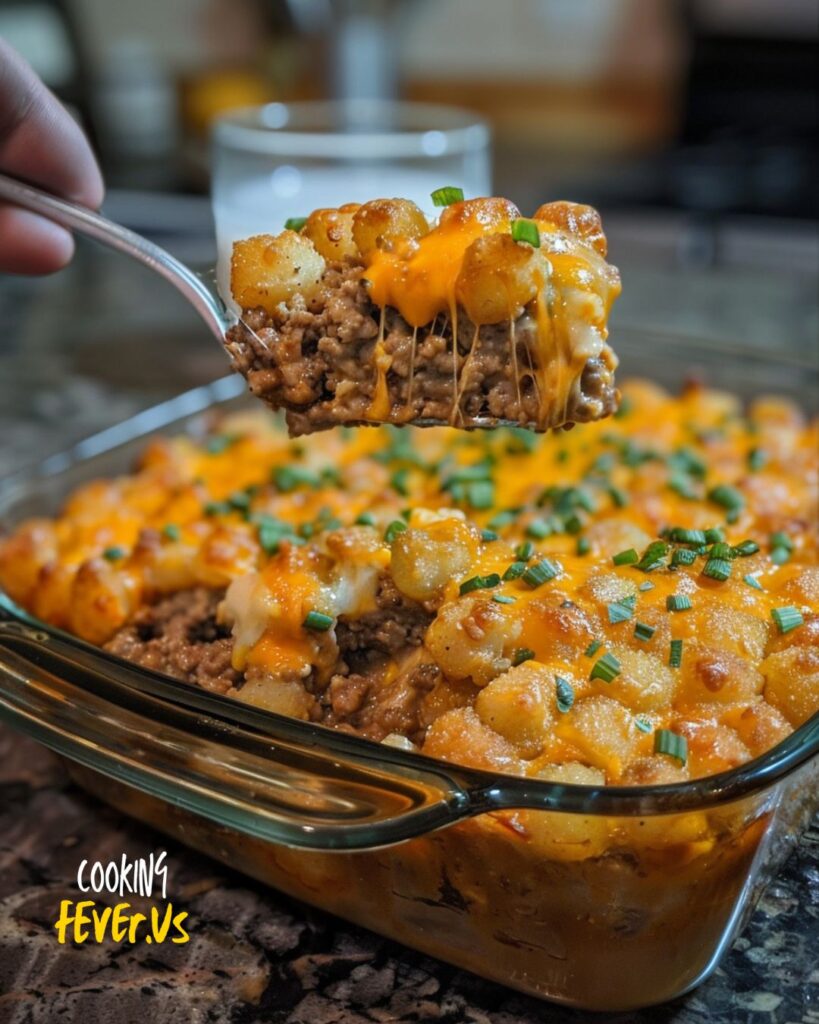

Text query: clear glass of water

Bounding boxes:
[211,100,491,303]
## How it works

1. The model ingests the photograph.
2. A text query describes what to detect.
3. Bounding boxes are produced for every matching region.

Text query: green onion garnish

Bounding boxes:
[492,593,517,605]
[576,536,591,556]
[465,480,494,509]
[284,216,307,231]
[669,474,700,500]
[522,559,561,588]
[516,540,535,561]
[555,676,574,713]
[162,523,181,541]
[669,638,683,668]
[205,433,239,455]
[654,728,687,764]
[613,548,639,566]
[608,600,635,624]
[638,581,655,592]
[511,218,540,247]
[384,520,407,543]
[526,518,552,540]
[355,512,376,526]
[608,485,629,508]
[590,652,621,683]
[771,546,791,565]
[671,548,697,568]
[743,574,763,591]
[585,639,602,657]
[563,513,583,535]
[431,185,464,207]
[390,467,410,496]
[747,448,767,471]
[732,540,759,557]
[102,546,126,561]
[459,573,501,596]
[481,528,499,542]
[635,717,652,734]
[634,621,655,642]
[487,509,519,530]
[273,466,320,492]
[669,527,707,545]
[303,610,333,632]
[702,557,732,582]
[708,484,745,513]
[204,500,231,517]
[704,527,725,544]
[666,595,692,612]
[512,647,536,666]
[637,540,669,573]
[771,606,803,634]
[502,561,527,581]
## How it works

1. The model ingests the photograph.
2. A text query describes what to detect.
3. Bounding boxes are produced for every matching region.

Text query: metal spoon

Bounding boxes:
[0,171,231,343]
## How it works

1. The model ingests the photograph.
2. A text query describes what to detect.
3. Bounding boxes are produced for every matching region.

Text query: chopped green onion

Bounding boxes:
[303,610,333,632]
[522,558,561,588]
[709,542,734,560]
[732,540,759,557]
[516,540,535,561]
[771,546,791,565]
[576,536,591,556]
[284,216,307,231]
[102,546,126,562]
[487,509,519,530]
[273,465,320,492]
[669,527,707,545]
[204,500,231,517]
[669,638,684,668]
[511,218,540,247]
[608,485,629,508]
[771,606,803,634]
[563,513,584,535]
[608,600,635,624]
[459,573,501,596]
[481,528,499,542]
[747,448,767,471]
[503,561,527,581]
[770,531,794,552]
[466,480,495,509]
[702,557,732,582]
[666,594,692,612]
[355,512,376,526]
[512,647,536,666]
[704,527,725,544]
[590,652,621,683]
[743,574,763,591]
[671,548,697,568]
[525,518,552,540]
[585,639,602,657]
[613,548,639,566]
[555,676,575,713]
[654,728,687,764]
[708,484,745,513]
[384,520,407,543]
[162,523,181,541]
[492,593,517,605]
[205,433,239,455]
[634,621,656,642]
[669,474,700,500]
[635,716,652,734]
[613,395,633,420]
[638,581,655,592]
[431,185,464,207]
[390,467,410,496]
[637,540,669,572]
[228,490,252,512]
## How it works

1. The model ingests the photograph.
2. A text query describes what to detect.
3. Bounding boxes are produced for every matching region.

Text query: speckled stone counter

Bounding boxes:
[0,232,817,1023]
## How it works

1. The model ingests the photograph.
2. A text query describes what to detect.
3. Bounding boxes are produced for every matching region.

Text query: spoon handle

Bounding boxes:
[0,172,229,342]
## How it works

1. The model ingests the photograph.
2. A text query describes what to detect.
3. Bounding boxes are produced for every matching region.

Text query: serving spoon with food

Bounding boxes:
[0,173,621,435]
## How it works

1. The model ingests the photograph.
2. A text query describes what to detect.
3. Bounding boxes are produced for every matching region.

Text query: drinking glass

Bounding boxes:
[211,99,491,302]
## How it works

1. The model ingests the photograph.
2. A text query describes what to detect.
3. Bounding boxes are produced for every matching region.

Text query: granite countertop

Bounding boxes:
[0,228,817,1023]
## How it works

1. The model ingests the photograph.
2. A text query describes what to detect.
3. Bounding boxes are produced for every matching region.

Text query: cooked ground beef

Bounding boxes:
[104,587,239,694]
[104,576,437,743]
[224,259,618,436]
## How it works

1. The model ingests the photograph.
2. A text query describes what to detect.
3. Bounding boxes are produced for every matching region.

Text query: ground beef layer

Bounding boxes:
[103,579,439,744]
[224,260,618,436]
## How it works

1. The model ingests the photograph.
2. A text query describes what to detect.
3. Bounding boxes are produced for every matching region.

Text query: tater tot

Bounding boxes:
[301,204,360,261]
[353,198,428,258]
[455,232,550,325]
[534,200,607,256]
[390,518,480,602]
[475,661,554,758]
[230,231,326,313]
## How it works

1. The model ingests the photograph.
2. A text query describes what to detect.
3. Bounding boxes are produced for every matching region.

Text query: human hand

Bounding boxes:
[0,40,103,274]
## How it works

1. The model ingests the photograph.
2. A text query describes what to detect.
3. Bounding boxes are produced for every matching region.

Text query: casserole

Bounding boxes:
[0,334,817,1011]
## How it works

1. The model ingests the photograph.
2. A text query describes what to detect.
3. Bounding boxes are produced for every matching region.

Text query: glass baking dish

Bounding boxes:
[0,335,817,1012]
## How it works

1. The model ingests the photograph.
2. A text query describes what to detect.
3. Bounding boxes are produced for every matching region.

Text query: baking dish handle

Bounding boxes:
[0,619,478,850]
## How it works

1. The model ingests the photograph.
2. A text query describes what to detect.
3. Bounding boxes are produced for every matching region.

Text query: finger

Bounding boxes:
[0,206,74,274]
[0,41,103,209]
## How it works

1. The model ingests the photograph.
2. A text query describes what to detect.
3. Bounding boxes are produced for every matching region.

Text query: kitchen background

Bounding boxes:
[0,0,816,473]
